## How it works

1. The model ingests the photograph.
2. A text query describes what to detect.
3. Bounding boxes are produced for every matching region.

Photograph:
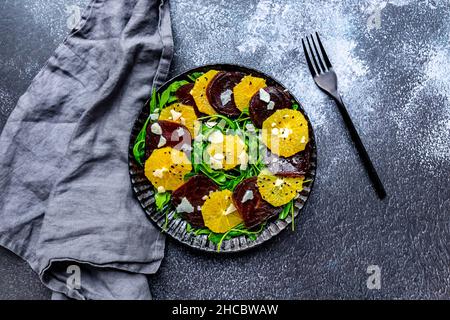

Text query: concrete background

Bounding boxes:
[0,0,449,299]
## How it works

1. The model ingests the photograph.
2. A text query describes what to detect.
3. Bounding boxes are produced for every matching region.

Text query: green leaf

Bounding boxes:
[279,200,293,220]
[187,72,204,82]
[155,192,171,211]
[292,103,299,110]
[159,80,190,109]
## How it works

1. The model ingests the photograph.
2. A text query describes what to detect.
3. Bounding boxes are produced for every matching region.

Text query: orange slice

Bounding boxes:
[205,132,247,171]
[159,103,198,136]
[202,190,243,233]
[190,70,219,115]
[144,147,192,191]
[233,75,267,111]
[261,109,309,157]
[257,169,304,207]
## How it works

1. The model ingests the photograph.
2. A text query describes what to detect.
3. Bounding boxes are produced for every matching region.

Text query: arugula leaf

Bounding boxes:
[155,192,171,211]
[159,80,190,109]
[133,89,157,165]
[187,72,204,82]
[292,103,299,110]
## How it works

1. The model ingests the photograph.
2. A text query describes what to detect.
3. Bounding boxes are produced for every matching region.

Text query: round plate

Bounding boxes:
[128,64,317,253]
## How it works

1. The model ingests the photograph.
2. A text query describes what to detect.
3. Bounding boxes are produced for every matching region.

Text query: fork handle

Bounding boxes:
[333,94,387,199]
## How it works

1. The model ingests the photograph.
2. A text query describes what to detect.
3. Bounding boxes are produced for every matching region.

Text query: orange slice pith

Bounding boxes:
[261,109,309,157]
[257,169,304,207]
[144,147,192,191]
[205,133,247,171]
[191,70,219,115]
[233,75,267,111]
[159,103,198,136]
[202,190,243,233]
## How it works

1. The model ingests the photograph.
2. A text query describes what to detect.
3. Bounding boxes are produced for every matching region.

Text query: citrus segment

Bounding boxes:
[144,147,192,191]
[205,133,247,171]
[191,70,220,115]
[233,75,267,111]
[257,169,305,207]
[261,109,309,157]
[159,103,198,136]
[202,190,243,233]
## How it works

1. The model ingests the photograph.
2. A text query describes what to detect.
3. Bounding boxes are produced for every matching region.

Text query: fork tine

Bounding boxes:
[315,32,332,69]
[306,36,322,74]
[302,38,317,77]
[311,34,326,71]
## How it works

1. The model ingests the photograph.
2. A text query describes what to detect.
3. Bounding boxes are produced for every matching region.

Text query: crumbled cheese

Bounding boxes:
[267,101,275,110]
[220,89,233,106]
[272,157,278,163]
[176,197,194,214]
[210,157,223,170]
[224,203,237,215]
[213,153,224,161]
[170,109,182,121]
[238,152,249,170]
[157,136,167,148]
[241,190,254,203]
[259,88,271,102]
[154,108,160,113]
[274,178,284,187]
[206,121,217,128]
[180,117,186,125]
[300,136,306,144]
[195,134,204,142]
[202,195,208,201]
[181,144,192,152]
[197,206,202,211]
[279,128,292,139]
[271,128,279,135]
[157,186,165,193]
[153,168,167,178]
[208,130,224,144]
[271,122,276,127]
[151,122,162,135]
[150,113,159,120]
[245,123,256,132]
[176,127,185,137]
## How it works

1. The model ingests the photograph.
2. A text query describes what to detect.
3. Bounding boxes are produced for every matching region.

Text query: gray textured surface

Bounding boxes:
[0,0,449,300]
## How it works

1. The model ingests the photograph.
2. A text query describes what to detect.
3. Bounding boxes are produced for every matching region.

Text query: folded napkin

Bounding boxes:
[0,0,173,299]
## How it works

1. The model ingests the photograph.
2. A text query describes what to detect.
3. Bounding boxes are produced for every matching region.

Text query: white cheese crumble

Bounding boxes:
[271,128,279,135]
[267,101,275,110]
[180,117,186,125]
[220,89,233,106]
[241,190,254,203]
[176,127,185,137]
[206,121,217,128]
[181,144,192,152]
[202,195,208,201]
[208,130,224,144]
[176,197,194,214]
[170,109,182,121]
[157,186,166,193]
[151,122,162,135]
[238,152,249,170]
[274,178,284,187]
[300,136,306,144]
[150,113,159,120]
[224,203,237,215]
[245,123,256,132]
[259,88,271,103]
[153,168,167,178]
[157,136,167,148]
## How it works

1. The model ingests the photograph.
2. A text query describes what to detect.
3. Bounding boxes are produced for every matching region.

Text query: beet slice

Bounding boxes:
[145,120,192,159]
[175,83,203,117]
[206,71,245,118]
[263,142,312,177]
[232,177,281,229]
[249,86,292,128]
[172,175,219,228]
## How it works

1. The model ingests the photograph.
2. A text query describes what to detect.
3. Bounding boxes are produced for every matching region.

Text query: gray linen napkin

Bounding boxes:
[0,0,173,300]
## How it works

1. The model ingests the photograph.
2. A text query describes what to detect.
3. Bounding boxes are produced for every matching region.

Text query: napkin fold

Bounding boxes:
[0,0,173,299]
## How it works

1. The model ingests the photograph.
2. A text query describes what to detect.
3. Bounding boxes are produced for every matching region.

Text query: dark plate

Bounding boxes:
[128,64,317,253]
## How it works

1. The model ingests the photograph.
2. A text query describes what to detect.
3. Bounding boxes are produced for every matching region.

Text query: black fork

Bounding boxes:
[302,32,386,199]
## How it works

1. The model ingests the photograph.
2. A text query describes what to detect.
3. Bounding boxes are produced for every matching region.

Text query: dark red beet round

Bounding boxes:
[145,120,192,159]
[175,83,203,117]
[172,175,220,228]
[249,86,292,128]
[263,142,312,177]
[232,177,281,229]
[206,71,245,118]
